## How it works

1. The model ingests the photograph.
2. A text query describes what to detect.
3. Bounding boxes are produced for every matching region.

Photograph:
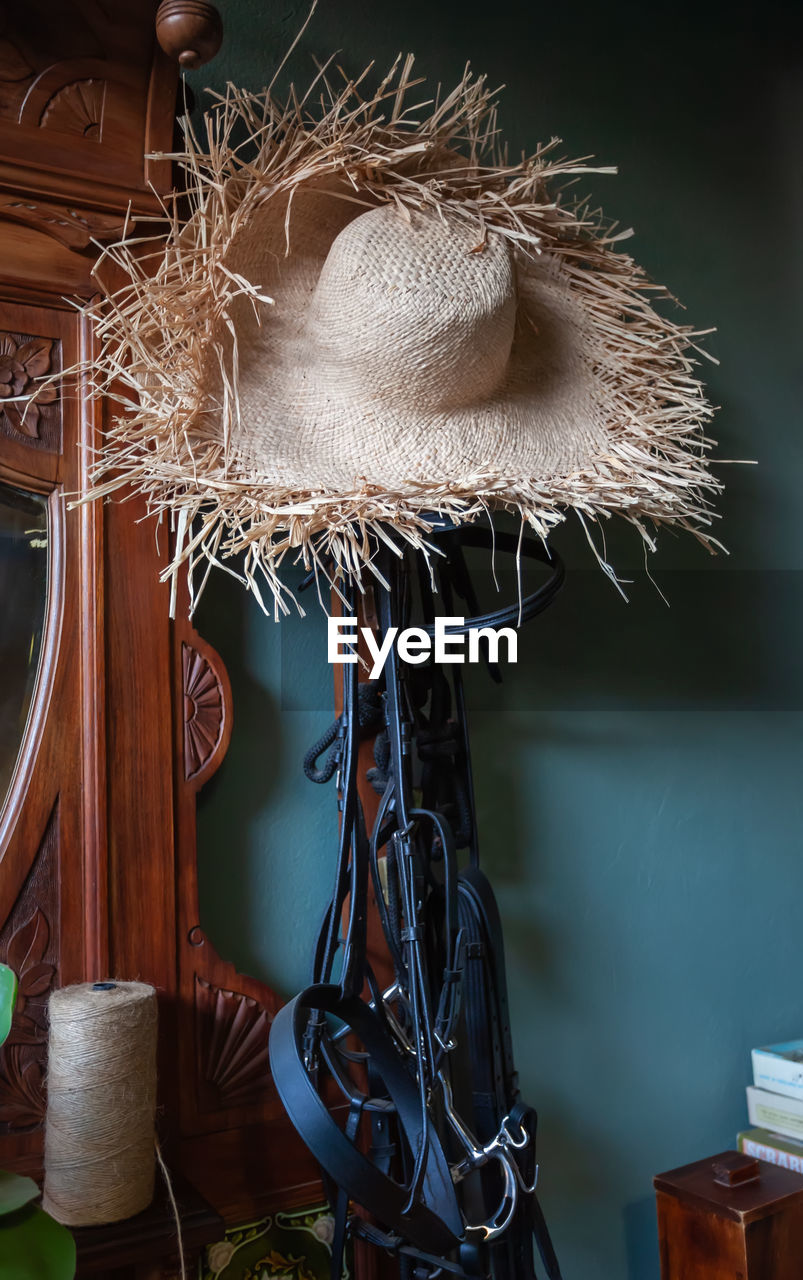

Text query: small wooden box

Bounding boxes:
[655,1151,803,1280]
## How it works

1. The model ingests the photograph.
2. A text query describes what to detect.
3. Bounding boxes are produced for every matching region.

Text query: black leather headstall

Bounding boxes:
[269,524,564,1280]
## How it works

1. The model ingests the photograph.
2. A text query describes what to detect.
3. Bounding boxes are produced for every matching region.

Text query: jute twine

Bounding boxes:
[43,980,157,1227]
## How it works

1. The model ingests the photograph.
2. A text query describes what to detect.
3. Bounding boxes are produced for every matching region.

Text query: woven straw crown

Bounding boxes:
[227,194,610,492]
[80,58,719,613]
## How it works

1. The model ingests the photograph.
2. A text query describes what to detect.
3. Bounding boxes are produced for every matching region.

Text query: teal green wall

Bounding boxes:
[189,3,803,1276]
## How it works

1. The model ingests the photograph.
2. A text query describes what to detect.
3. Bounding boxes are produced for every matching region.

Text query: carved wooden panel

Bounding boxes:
[183,642,226,782]
[0,10,327,1245]
[0,195,123,250]
[195,974,272,1112]
[40,78,106,139]
[0,801,59,1133]
[0,300,81,1186]
[0,1,177,213]
[0,327,59,449]
[0,3,104,122]
[0,20,196,1267]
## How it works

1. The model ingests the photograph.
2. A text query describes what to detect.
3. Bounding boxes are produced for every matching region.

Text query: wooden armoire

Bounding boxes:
[0,1,326,1269]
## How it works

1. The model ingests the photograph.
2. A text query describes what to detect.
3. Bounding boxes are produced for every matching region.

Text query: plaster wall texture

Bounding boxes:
[191,2,803,1276]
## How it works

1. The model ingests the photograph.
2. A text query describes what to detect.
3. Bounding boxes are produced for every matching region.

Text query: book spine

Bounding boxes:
[738,1129,803,1174]
[752,1049,803,1100]
[746,1088,803,1141]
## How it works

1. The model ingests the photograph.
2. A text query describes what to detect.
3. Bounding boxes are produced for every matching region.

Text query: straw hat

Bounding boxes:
[83,60,719,612]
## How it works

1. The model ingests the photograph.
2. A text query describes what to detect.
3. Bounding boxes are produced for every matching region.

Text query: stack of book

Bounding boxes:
[739,1041,803,1172]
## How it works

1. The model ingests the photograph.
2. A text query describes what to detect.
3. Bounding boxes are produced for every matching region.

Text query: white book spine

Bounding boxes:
[752,1048,803,1100]
[747,1086,803,1141]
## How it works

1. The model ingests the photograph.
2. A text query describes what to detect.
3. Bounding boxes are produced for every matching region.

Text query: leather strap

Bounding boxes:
[269,983,464,1255]
[423,526,565,635]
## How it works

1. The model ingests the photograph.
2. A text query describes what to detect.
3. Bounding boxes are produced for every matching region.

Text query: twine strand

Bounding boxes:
[155,1135,187,1280]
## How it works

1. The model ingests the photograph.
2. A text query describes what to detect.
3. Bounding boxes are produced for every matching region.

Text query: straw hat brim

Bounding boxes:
[76,64,719,613]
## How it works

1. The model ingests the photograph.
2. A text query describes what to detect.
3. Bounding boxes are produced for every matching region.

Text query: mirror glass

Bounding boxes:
[0,481,48,810]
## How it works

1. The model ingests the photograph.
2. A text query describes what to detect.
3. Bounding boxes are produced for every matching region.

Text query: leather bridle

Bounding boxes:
[270,523,564,1280]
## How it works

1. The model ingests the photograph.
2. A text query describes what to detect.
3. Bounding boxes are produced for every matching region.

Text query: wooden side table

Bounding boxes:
[72,1171,224,1279]
[655,1150,803,1280]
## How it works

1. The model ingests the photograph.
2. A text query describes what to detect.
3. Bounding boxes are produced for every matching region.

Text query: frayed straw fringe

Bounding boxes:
[71,56,719,616]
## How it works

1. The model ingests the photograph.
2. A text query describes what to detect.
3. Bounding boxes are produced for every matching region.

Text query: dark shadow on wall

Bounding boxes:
[193,568,285,981]
[463,563,800,714]
[624,1196,661,1280]
[462,548,801,896]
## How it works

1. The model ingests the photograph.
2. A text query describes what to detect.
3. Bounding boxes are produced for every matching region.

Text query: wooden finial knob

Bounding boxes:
[156,0,223,69]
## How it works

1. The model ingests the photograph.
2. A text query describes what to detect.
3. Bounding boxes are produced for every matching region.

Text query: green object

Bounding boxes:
[0,1204,76,1280]
[0,1171,38,1217]
[0,968,74,1276]
[0,964,17,1047]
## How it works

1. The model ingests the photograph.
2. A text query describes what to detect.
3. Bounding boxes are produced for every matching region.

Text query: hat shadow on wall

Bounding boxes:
[193,568,286,981]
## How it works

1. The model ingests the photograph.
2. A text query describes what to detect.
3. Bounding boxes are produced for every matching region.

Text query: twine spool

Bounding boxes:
[43,980,157,1226]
